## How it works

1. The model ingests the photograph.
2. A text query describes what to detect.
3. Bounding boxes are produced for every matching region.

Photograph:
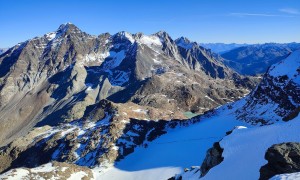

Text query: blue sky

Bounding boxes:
[0,0,299,47]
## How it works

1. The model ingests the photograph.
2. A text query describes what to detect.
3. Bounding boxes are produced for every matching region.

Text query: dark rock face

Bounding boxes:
[221,43,300,75]
[260,142,300,180]
[200,142,224,177]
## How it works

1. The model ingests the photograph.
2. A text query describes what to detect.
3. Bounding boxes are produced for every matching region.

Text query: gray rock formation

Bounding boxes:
[260,142,300,180]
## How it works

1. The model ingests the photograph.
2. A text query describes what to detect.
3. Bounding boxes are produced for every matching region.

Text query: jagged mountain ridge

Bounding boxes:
[0,23,255,146]
[0,34,299,179]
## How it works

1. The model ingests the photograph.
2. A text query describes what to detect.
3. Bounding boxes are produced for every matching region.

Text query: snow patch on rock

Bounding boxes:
[139,35,162,46]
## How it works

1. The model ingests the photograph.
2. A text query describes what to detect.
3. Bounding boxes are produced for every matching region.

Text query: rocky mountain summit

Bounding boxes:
[0,23,255,147]
[0,23,260,178]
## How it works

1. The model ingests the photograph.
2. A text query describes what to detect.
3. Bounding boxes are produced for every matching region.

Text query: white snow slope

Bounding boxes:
[96,100,250,180]
[270,172,300,180]
[269,49,300,81]
[202,115,300,180]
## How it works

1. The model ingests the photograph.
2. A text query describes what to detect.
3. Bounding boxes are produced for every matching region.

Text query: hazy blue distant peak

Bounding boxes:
[200,43,249,53]
[0,48,9,55]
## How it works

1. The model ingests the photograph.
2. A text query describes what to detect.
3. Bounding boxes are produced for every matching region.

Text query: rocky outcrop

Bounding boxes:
[200,142,224,177]
[260,142,300,180]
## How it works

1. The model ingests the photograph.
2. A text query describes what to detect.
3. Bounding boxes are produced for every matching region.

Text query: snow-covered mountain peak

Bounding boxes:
[268,49,300,82]
[137,34,162,46]
[57,22,78,32]
[44,23,83,41]
[154,30,169,37]
[112,31,135,44]
[153,30,173,43]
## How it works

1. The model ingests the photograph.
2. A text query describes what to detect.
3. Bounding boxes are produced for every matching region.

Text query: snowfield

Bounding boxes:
[202,115,300,180]
[270,172,300,180]
[96,101,250,180]
[96,99,300,180]
[269,50,300,80]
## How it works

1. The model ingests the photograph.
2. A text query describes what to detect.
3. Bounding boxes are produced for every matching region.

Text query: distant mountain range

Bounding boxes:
[200,43,248,53]
[221,43,300,75]
[0,48,8,55]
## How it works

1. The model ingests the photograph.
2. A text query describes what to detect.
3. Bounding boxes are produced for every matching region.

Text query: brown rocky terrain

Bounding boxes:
[0,99,201,173]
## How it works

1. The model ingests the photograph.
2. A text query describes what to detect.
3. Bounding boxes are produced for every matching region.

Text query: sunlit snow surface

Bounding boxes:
[270,172,300,180]
[202,116,300,180]
[269,50,300,80]
[96,97,300,180]
[95,100,250,180]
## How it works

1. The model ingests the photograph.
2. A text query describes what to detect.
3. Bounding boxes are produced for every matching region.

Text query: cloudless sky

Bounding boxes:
[0,0,299,47]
